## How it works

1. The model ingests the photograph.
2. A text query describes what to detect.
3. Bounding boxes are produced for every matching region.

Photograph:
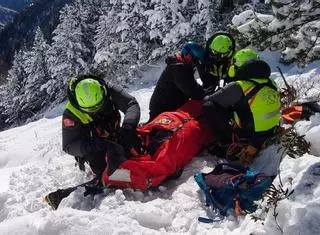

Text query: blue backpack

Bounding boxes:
[194,163,275,219]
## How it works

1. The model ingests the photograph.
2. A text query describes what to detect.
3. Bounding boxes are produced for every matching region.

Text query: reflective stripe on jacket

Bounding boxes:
[234,78,281,132]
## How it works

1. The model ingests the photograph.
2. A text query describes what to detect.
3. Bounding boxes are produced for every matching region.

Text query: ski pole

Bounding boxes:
[44,178,97,210]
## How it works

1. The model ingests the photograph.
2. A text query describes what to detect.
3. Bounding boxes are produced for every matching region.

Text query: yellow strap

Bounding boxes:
[65,102,93,124]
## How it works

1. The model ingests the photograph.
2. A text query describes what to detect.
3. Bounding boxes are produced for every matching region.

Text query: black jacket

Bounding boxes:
[62,83,140,159]
[149,55,204,120]
[200,33,236,91]
[205,60,272,110]
[198,60,231,90]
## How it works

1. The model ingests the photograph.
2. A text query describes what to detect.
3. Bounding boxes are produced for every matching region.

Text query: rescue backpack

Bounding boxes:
[194,163,275,218]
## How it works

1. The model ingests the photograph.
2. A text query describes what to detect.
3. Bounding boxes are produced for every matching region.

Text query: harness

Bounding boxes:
[234,78,280,132]
[244,79,278,102]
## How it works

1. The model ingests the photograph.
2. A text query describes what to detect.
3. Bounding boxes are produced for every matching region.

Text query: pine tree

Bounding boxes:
[94,0,151,83]
[144,0,192,55]
[47,2,90,103]
[143,0,241,59]
[6,50,27,97]
[4,49,28,125]
[74,0,101,66]
[22,27,51,115]
[93,2,118,78]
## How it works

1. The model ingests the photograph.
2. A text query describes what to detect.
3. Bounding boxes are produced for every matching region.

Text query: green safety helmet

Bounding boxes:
[74,78,106,113]
[228,48,259,78]
[209,35,233,54]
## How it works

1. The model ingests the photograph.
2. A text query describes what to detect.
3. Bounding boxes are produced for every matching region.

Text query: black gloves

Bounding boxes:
[105,142,128,175]
[118,124,137,149]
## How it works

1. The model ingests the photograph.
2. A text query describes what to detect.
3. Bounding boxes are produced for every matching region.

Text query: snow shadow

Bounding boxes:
[129,61,166,91]
[43,102,66,119]
[251,144,283,176]
[293,161,320,199]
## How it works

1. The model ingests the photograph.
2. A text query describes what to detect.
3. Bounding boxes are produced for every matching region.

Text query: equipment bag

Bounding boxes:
[194,163,275,217]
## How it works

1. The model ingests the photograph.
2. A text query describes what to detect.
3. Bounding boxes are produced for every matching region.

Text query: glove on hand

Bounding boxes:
[118,124,136,149]
[105,141,127,175]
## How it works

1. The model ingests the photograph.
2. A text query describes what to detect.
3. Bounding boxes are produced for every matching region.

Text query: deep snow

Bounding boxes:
[0,51,320,235]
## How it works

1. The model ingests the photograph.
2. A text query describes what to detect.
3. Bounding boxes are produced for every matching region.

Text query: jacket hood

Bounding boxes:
[165,55,179,65]
[235,60,271,80]
[165,54,196,68]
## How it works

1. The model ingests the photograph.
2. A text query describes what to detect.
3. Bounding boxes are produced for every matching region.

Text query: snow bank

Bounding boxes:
[264,155,320,235]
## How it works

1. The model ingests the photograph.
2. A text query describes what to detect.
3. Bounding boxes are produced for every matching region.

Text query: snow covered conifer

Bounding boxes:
[4,49,28,125]
[22,27,51,114]
[6,49,27,98]
[143,0,194,56]
[230,0,320,64]
[94,0,150,83]
[47,2,90,103]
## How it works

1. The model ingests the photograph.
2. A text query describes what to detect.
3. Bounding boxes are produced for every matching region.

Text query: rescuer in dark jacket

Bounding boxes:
[203,49,281,164]
[148,42,205,121]
[199,32,236,92]
[62,75,141,177]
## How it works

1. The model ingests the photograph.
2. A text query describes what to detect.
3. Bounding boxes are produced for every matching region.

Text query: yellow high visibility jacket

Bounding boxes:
[234,78,281,132]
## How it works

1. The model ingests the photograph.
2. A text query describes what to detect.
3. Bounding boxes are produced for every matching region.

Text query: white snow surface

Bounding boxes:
[1,53,320,234]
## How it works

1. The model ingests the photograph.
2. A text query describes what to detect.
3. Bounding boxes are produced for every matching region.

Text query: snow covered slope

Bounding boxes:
[0,53,320,235]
